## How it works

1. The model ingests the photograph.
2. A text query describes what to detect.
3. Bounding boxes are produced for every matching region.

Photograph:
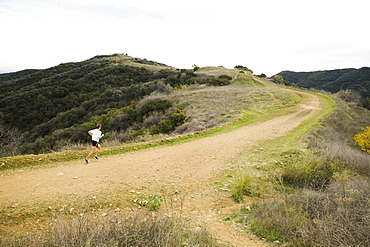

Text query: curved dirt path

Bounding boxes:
[0,89,322,246]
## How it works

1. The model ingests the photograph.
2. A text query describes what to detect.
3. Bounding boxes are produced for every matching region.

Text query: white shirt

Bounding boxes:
[89,129,102,142]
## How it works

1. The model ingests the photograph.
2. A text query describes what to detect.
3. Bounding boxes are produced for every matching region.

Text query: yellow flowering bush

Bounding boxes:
[353,126,370,154]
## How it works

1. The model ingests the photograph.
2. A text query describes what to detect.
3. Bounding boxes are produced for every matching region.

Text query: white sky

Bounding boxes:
[0,0,369,76]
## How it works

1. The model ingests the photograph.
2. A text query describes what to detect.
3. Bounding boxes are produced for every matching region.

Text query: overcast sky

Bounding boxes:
[1,0,369,76]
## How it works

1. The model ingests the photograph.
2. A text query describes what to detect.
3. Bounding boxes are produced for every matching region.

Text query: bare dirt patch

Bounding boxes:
[0,90,321,246]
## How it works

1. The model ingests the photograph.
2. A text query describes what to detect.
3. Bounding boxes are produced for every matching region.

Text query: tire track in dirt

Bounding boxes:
[0,89,322,247]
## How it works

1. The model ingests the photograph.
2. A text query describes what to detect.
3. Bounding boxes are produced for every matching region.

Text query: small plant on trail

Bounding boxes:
[353,126,370,154]
[142,194,164,211]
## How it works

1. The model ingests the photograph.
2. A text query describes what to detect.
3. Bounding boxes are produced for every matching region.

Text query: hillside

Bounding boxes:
[1,54,240,156]
[0,54,179,134]
[276,67,370,98]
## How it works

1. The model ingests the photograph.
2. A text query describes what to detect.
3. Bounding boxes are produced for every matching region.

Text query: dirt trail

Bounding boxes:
[0,90,321,247]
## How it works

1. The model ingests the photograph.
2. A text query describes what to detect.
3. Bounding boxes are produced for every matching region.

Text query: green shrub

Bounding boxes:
[169,109,187,126]
[218,75,232,80]
[139,98,172,118]
[208,74,232,86]
[282,154,344,189]
[149,109,187,135]
[150,119,173,134]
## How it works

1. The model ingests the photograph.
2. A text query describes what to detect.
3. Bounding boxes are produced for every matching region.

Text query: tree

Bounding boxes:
[234,65,249,70]
[0,124,23,157]
[360,97,370,110]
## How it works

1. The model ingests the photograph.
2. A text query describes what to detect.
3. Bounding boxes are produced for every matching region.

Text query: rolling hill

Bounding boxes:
[0,54,256,156]
[276,67,370,99]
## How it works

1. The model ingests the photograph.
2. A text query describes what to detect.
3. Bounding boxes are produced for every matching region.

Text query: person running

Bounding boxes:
[84,124,104,164]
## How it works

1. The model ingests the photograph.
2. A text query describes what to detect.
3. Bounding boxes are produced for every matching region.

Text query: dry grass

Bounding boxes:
[308,98,370,176]
[320,140,370,176]
[247,176,370,247]
[1,210,224,247]
[170,85,300,134]
[195,66,240,77]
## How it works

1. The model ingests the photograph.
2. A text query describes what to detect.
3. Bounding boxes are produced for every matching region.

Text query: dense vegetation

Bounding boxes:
[0,54,225,156]
[275,67,370,109]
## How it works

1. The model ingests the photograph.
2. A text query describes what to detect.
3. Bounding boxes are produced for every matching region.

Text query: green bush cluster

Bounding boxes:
[149,109,187,134]
[234,65,253,74]
[208,74,233,86]
[22,98,187,153]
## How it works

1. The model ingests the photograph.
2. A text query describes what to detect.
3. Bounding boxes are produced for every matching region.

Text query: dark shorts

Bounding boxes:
[91,140,100,147]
